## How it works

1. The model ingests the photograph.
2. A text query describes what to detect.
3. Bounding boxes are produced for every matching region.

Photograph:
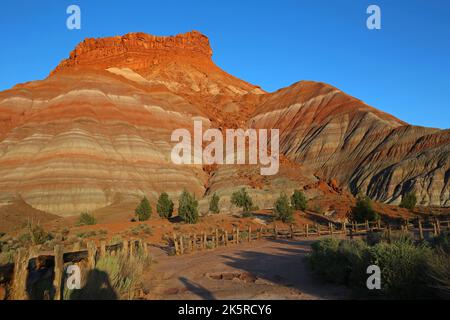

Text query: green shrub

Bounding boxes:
[368,239,432,299]
[399,192,417,210]
[291,190,307,211]
[77,212,97,226]
[423,249,450,299]
[156,192,174,219]
[178,190,199,224]
[209,193,220,214]
[308,236,440,299]
[274,193,294,223]
[135,196,152,221]
[66,251,151,300]
[26,221,53,245]
[231,188,253,213]
[351,196,379,222]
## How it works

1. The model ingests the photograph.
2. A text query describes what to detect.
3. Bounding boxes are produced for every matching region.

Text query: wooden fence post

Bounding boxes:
[305,224,309,238]
[248,226,252,242]
[316,223,320,236]
[289,224,294,239]
[100,241,106,256]
[418,220,424,240]
[377,219,381,230]
[365,220,369,232]
[179,235,184,255]
[435,218,441,235]
[11,248,29,300]
[215,229,219,247]
[387,224,392,243]
[236,227,240,244]
[203,232,207,249]
[433,221,438,236]
[72,241,81,251]
[224,230,228,246]
[53,244,64,300]
[329,223,333,236]
[342,222,346,235]
[173,233,180,255]
[274,225,278,239]
[122,240,129,256]
[87,241,97,269]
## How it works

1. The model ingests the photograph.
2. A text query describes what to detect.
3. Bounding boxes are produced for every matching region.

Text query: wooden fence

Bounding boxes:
[171,217,450,255]
[2,238,149,300]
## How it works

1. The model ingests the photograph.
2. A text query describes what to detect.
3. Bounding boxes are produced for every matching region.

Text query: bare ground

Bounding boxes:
[142,237,350,300]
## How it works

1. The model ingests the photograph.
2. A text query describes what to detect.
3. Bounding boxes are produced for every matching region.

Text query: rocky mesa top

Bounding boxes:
[51,31,213,75]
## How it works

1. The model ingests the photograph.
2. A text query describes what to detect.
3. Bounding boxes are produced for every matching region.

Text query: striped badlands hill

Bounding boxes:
[0,31,448,217]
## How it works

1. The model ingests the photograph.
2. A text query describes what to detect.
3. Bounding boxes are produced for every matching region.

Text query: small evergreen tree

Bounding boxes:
[178,190,199,224]
[209,193,220,214]
[157,192,174,218]
[351,195,379,222]
[77,212,97,226]
[135,196,152,221]
[291,190,308,211]
[274,192,294,223]
[399,192,417,210]
[231,188,253,213]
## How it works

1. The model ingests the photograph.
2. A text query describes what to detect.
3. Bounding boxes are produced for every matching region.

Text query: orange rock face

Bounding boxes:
[0,31,448,216]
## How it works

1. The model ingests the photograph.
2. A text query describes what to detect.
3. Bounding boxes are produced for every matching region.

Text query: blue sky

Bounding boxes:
[1,0,449,129]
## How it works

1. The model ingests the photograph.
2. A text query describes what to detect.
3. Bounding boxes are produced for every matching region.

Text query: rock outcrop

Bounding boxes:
[0,31,448,216]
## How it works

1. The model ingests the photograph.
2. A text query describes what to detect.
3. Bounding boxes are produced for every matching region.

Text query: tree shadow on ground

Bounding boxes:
[219,238,349,299]
[179,276,216,300]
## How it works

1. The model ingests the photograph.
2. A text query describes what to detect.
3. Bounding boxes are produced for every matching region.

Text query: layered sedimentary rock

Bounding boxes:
[0,31,448,216]
[248,81,449,206]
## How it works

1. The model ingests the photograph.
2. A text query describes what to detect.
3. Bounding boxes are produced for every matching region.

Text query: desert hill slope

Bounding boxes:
[0,31,448,216]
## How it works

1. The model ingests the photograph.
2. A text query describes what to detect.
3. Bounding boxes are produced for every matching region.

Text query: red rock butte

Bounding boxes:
[0,31,448,217]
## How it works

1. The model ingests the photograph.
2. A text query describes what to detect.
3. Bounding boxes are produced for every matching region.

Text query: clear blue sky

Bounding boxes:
[1,0,449,129]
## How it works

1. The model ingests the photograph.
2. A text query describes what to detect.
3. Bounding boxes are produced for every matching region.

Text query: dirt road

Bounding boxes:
[143,238,350,300]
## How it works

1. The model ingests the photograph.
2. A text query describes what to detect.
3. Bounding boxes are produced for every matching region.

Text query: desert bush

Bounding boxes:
[178,190,199,224]
[129,224,153,236]
[423,249,450,299]
[432,231,450,254]
[209,193,220,214]
[66,251,151,300]
[242,212,253,218]
[26,221,53,245]
[135,196,152,221]
[157,192,174,219]
[399,192,417,210]
[291,190,307,211]
[368,239,432,299]
[351,196,379,222]
[311,204,324,214]
[309,238,369,285]
[274,193,294,223]
[231,188,253,213]
[76,230,98,239]
[308,236,442,299]
[77,212,97,226]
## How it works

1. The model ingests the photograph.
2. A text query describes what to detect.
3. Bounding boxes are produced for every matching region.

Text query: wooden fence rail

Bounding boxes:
[172,218,450,255]
[2,238,149,300]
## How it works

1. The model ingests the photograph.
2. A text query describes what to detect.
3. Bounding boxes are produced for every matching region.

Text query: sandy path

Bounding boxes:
[142,238,350,300]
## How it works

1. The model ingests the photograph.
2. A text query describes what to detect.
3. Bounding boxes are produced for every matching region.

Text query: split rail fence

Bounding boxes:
[1,238,149,300]
[171,217,450,255]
